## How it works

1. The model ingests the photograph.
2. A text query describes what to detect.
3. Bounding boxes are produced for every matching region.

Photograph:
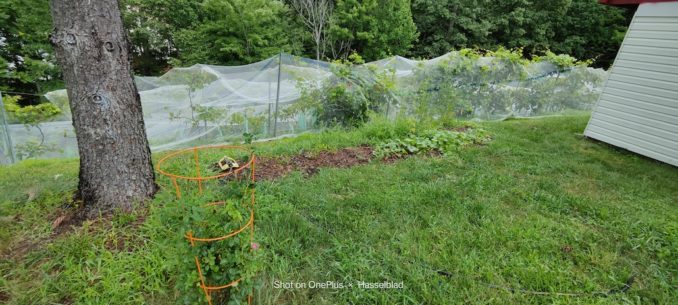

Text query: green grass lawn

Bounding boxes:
[1,115,676,304]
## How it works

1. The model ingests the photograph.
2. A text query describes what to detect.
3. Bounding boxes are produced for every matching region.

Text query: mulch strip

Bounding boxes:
[255,145,374,180]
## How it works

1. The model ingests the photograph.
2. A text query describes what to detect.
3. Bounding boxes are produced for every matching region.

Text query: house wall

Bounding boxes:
[585,1,678,166]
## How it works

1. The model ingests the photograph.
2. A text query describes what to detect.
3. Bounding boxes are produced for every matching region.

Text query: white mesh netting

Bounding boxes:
[0,51,607,163]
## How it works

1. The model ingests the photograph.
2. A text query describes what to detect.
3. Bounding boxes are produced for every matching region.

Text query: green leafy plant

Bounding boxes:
[231,109,267,136]
[242,132,255,145]
[292,52,397,128]
[14,140,60,160]
[373,128,491,159]
[405,48,603,120]
[169,105,229,136]
[194,105,228,129]
[4,96,62,159]
[5,99,61,145]
[158,177,261,305]
[163,68,217,126]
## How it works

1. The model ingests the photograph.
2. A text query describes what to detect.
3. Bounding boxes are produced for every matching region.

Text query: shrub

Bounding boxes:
[293,53,397,128]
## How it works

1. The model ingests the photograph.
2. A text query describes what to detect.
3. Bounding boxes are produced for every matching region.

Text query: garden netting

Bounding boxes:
[0,51,607,163]
[0,96,15,164]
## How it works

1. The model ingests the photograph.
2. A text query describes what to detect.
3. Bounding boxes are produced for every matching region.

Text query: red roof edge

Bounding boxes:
[600,0,677,5]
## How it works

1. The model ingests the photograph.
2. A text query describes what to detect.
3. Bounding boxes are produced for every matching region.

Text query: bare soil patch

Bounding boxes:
[256,145,374,180]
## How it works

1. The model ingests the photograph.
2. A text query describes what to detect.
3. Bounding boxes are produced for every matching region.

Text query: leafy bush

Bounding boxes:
[373,128,491,159]
[403,48,605,120]
[157,177,261,305]
[283,47,604,129]
[292,53,397,128]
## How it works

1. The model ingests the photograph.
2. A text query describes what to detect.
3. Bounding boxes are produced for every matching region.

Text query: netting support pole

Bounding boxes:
[386,97,391,120]
[273,51,282,137]
[267,81,272,136]
[0,92,16,164]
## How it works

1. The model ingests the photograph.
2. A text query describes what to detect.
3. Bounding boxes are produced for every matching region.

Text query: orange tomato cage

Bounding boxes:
[156,145,256,305]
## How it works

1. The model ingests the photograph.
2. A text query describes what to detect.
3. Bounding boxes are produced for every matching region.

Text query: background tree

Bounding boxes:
[372,0,418,59]
[551,0,628,66]
[2,0,633,99]
[170,0,302,66]
[121,0,205,73]
[50,0,157,215]
[0,0,61,103]
[410,0,629,67]
[328,0,417,60]
[410,0,493,59]
[290,0,333,61]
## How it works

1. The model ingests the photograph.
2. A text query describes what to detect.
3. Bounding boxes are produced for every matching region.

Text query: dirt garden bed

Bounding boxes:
[255,145,374,180]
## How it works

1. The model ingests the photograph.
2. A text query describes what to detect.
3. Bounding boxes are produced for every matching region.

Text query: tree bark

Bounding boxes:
[50,0,157,216]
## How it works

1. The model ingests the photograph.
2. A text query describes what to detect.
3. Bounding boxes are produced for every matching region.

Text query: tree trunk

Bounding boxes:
[50,0,157,216]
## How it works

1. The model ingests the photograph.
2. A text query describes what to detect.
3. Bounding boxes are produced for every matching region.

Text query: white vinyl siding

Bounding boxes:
[585,1,678,167]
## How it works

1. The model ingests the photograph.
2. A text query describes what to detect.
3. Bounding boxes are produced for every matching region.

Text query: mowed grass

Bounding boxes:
[1,115,676,304]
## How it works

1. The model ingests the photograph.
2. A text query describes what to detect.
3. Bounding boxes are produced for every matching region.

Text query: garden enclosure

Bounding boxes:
[0,51,607,164]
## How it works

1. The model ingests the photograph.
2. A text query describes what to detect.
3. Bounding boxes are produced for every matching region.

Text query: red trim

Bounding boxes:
[600,0,677,5]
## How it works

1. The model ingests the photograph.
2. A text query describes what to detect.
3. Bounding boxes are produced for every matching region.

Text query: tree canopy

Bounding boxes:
[410,0,629,66]
[0,0,632,97]
[0,0,62,103]
[328,0,418,60]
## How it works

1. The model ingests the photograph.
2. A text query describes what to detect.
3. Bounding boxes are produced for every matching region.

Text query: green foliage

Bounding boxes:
[13,140,60,160]
[3,0,629,99]
[293,53,397,127]
[168,0,301,66]
[328,0,417,60]
[373,128,491,159]
[410,0,494,58]
[242,133,255,145]
[193,105,228,128]
[122,0,305,70]
[0,0,62,97]
[230,108,266,136]
[158,187,259,305]
[410,0,628,68]
[286,47,603,128]
[550,0,629,68]
[533,50,589,69]
[5,100,61,127]
[161,68,217,92]
[164,69,222,127]
[4,96,61,159]
[152,148,261,305]
[1,95,21,113]
[121,0,202,74]
[1,116,678,304]
[405,48,605,120]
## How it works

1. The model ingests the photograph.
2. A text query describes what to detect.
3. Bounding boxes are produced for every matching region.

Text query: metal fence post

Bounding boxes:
[273,51,282,137]
[267,79,272,136]
[0,92,16,163]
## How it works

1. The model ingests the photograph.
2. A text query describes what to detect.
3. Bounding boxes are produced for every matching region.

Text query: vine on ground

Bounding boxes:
[373,128,491,159]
